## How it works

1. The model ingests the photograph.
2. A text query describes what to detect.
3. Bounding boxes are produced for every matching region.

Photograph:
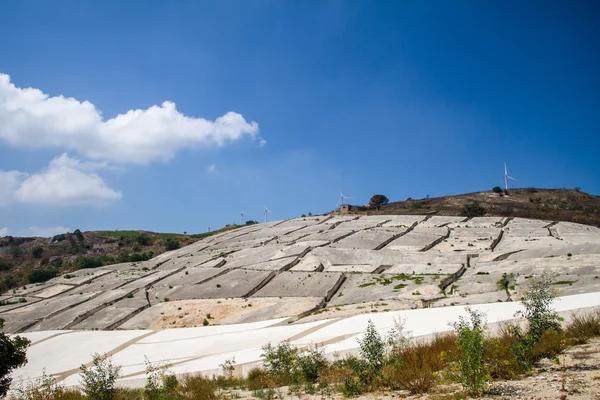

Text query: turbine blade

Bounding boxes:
[508,176,519,181]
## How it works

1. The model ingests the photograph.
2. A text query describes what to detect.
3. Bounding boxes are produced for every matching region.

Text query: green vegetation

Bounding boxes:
[492,186,503,194]
[163,238,180,251]
[0,261,13,271]
[461,201,485,217]
[8,304,600,399]
[28,268,58,283]
[451,308,489,396]
[30,247,43,258]
[368,194,389,208]
[0,318,31,397]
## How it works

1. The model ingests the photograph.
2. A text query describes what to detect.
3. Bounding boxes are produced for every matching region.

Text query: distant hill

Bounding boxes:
[340,188,600,227]
[0,226,241,292]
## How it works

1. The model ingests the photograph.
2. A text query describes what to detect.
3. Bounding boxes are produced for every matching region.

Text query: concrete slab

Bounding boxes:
[153,267,225,287]
[330,227,407,250]
[386,228,448,252]
[252,271,343,298]
[381,215,427,228]
[27,284,75,299]
[156,269,272,300]
[419,216,465,227]
[328,273,442,307]
[27,289,132,331]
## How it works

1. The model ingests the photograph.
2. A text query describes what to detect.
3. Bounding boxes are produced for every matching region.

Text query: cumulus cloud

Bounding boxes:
[0,227,8,236]
[0,153,121,207]
[0,73,262,164]
[26,226,70,237]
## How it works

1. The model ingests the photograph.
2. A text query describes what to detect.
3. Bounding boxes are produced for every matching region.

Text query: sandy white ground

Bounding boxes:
[10,291,600,389]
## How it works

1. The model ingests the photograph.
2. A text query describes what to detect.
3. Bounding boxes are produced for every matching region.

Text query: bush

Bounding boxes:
[461,202,485,217]
[136,234,153,246]
[10,246,23,259]
[452,308,489,396]
[143,358,178,400]
[164,238,180,251]
[0,261,13,271]
[79,353,121,400]
[31,247,44,258]
[1,275,17,292]
[246,368,273,391]
[384,335,455,394]
[0,318,31,397]
[177,374,217,400]
[261,341,298,384]
[565,309,600,345]
[358,320,386,383]
[74,256,103,269]
[530,328,565,361]
[296,344,327,383]
[486,324,529,380]
[28,268,58,283]
[517,273,560,349]
[492,186,503,194]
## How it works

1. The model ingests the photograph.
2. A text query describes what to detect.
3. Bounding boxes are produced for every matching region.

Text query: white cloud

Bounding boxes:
[0,227,8,236]
[0,73,261,164]
[0,153,121,207]
[258,137,267,147]
[26,226,70,237]
[207,164,216,172]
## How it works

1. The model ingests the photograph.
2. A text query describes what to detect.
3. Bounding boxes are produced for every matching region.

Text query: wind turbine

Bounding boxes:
[264,206,271,223]
[240,208,244,225]
[501,162,519,190]
[339,192,353,207]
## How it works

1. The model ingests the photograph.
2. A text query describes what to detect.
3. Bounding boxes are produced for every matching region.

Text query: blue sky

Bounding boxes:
[0,0,598,236]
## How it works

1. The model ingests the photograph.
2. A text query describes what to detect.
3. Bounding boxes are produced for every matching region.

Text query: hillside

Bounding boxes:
[2,213,600,393]
[0,226,242,293]
[343,188,600,227]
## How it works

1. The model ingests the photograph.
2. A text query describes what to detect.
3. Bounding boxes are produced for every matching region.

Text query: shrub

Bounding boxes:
[358,320,386,382]
[0,318,31,397]
[28,268,58,283]
[164,238,180,251]
[261,341,298,384]
[74,256,103,269]
[517,273,560,349]
[492,186,503,194]
[10,246,23,259]
[178,374,217,400]
[0,261,13,271]
[385,338,446,394]
[31,247,44,258]
[461,202,485,217]
[530,328,565,361]
[79,353,121,400]
[565,309,600,345]
[296,344,327,383]
[143,357,178,400]
[246,368,272,391]
[451,308,489,396]
[136,233,153,246]
[486,324,529,380]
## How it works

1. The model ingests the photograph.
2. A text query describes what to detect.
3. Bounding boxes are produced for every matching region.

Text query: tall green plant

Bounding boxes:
[452,308,489,396]
[517,273,560,347]
[79,353,121,400]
